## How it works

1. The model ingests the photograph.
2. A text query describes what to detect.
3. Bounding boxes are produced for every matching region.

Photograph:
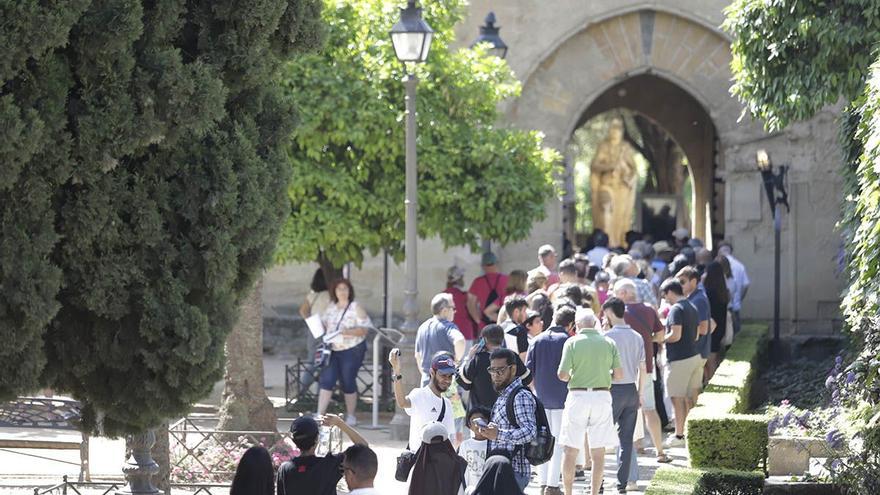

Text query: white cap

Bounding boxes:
[575,307,597,329]
[421,421,449,444]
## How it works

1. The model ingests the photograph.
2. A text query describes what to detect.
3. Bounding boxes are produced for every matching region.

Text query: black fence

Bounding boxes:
[32,476,227,495]
[284,356,395,413]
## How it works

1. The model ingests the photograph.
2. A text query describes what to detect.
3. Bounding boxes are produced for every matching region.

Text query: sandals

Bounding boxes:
[656,453,673,463]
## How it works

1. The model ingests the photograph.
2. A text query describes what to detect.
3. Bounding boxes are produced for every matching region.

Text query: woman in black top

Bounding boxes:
[703,261,730,380]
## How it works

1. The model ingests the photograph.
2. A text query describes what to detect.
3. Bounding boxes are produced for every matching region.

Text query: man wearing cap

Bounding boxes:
[468,252,509,330]
[530,244,560,287]
[390,349,457,450]
[277,414,369,495]
[416,293,466,386]
[558,308,623,495]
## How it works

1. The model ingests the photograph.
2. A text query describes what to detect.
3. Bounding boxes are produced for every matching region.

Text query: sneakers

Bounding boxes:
[345,414,358,426]
[664,433,685,448]
[544,486,563,495]
[626,481,638,491]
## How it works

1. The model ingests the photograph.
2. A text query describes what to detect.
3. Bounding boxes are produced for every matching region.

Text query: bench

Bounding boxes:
[0,397,90,482]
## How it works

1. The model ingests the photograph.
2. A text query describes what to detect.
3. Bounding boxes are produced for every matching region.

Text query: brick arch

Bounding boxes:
[509,10,735,243]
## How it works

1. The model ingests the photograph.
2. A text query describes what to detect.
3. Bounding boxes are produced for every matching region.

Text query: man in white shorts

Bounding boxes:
[557,308,624,495]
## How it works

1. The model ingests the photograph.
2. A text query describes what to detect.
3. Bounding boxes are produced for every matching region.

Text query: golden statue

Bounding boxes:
[590,117,638,247]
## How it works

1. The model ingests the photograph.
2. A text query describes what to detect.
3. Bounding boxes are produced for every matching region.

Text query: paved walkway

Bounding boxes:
[0,353,691,494]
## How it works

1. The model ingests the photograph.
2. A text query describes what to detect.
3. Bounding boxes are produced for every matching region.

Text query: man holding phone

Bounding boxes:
[389,349,457,450]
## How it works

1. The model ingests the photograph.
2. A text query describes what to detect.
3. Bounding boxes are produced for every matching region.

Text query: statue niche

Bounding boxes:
[590,117,638,247]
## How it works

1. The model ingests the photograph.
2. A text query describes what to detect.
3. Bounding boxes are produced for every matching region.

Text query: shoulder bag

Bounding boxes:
[395,395,447,481]
[313,302,350,368]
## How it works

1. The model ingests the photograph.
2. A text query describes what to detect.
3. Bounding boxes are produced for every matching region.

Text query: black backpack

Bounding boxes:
[505,386,555,466]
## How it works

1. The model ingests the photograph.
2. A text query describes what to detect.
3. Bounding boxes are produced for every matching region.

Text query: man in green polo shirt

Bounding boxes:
[557,308,623,495]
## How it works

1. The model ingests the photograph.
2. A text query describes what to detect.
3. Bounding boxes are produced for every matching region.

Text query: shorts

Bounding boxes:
[664,354,704,399]
[318,341,367,394]
[641,372,656,411]
[559,390,618,451]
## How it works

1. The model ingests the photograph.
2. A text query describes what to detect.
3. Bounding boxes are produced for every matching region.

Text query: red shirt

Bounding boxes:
[445,286,477,340]
[624,303,664,373]
[468,272,508,330]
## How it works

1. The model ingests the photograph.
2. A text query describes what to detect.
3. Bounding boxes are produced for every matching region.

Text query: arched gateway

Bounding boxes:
[455,2,845,331]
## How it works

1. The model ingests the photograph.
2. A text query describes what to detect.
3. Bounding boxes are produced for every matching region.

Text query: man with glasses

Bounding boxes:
[276,414,369,495]
[341,444,379,495]
[416,293,466,387]
[476,347,538,491]
[390,350,457,451]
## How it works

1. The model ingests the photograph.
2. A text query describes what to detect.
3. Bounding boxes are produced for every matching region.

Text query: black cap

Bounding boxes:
[289,415,319,445]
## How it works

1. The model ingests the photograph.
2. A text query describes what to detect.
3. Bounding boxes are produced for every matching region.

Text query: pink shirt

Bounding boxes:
[468,272,508,330]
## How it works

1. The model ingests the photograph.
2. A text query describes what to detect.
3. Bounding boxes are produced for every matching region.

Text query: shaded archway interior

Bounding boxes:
[573,74,722,245]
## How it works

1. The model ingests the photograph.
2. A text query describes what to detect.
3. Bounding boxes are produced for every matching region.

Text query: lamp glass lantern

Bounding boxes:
[390,1,434,63]
[471,12,508,59]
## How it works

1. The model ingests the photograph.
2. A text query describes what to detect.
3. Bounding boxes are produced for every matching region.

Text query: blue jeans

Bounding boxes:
[318,341,366,394]
[611,383,639,489]
[514,473,529,491]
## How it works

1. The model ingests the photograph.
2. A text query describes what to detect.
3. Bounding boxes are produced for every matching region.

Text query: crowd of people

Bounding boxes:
[285,227,750,495]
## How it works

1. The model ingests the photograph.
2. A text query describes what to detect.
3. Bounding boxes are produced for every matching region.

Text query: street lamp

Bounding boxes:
[471,12,508,59]
[755,149,790,361]
[388,1,433,440]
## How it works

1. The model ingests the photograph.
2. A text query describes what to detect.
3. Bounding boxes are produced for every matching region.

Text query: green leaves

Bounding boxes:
[0,0,323,435]
[724,0,880,130]
[275,0,560,269]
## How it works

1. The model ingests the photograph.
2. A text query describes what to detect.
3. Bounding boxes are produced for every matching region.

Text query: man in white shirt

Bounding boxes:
[390,349,456,449]
[718,242,750,334]
[341,444,379,495]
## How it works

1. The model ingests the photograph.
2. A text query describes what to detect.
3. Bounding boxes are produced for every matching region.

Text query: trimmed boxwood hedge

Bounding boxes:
[687,324,770,471]
[645,466,764,495]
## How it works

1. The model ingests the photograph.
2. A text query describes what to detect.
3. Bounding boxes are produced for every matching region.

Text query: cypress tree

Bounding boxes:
[0,0,322,436]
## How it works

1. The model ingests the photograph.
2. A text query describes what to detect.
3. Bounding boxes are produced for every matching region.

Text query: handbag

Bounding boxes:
[395,396,446,482]
[721,309,734,347]
[313,302,351,368]
[481,274,502,324]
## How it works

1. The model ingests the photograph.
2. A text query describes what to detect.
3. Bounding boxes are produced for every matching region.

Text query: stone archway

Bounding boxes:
[507,9,738,247]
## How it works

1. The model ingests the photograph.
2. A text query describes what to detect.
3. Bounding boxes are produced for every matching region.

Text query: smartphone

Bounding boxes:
[478,338,485,349]
[473,418,488,429]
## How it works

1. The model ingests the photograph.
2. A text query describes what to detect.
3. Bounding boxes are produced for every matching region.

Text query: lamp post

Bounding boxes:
[471,12,508,59]
[388,0,433,440]
[756,150,790,361]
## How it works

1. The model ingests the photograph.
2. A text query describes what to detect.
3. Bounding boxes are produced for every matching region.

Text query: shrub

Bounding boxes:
[645,466,763,495]
[687,324,769,471]
[688,414,769,471]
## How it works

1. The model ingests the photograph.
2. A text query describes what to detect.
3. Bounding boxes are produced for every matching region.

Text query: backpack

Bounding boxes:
[505,386,555,466]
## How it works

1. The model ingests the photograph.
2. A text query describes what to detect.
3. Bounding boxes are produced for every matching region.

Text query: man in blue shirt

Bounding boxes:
[477,347,537,491]
[676,266,714,403]
[526,305,575,495]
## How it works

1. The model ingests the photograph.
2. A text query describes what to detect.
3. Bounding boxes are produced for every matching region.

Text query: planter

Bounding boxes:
[767,435,835,476]
[764,479,845,495]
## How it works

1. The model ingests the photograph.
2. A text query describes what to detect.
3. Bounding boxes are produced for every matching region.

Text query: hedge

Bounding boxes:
[687,324,769,471]
[645,466,763,495]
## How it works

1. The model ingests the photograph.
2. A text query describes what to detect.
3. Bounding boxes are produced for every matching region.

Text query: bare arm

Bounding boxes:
[321,414,368,447]
[558,370,571,382]
[453,337,465,363]
[665,324,682,343]
[637,361,647,395]
[298,300,311,319]
[466,293,482,324]
[709,318,717,334]
[612,367,624,381]
[696,320,708,337]
[389,349,411,409]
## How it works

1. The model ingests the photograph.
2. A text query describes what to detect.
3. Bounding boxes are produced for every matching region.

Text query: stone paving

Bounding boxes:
[0,353,692,494]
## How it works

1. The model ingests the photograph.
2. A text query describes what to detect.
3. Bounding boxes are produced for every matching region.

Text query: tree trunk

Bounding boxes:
[151,424,171,494]
[217,278,277,432]
[317,251,344,287]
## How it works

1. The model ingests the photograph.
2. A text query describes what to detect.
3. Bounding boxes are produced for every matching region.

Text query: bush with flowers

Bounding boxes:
[171,435,299,483]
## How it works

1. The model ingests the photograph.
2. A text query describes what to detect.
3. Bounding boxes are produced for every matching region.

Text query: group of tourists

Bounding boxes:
[290,227,750,495]
[394,228,750,495]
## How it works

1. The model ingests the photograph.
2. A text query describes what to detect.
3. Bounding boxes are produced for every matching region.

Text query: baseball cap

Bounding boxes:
[289,415,319,446]
[481,251,498,266]
[431,354,457,375]
[523,309,541,326]
[652,240,673,253]
[421,421,449,444]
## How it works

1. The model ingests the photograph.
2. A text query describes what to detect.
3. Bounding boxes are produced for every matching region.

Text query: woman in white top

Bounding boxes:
[318,278,372,424]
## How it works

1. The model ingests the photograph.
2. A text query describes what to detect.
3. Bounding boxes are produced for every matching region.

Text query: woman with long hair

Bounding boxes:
[703,261,730,380]
[230,446,274,495]
[318,278,372,424]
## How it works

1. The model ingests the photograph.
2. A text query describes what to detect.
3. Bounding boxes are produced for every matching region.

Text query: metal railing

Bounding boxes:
[284,327,402,415]
[168,417,341,483]
[33,476,227,495]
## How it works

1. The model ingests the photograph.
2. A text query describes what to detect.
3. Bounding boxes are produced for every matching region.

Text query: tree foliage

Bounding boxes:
[724,0,880,131]
[274,0,560,269]
[0,0,322,435]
